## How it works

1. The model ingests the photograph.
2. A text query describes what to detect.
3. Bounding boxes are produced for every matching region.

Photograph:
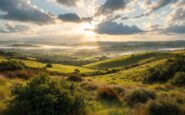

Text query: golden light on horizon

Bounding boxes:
[78,23,97,42]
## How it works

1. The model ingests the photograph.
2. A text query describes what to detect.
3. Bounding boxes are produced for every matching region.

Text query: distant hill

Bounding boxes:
[84,52,173,70]
[9,44,41,47]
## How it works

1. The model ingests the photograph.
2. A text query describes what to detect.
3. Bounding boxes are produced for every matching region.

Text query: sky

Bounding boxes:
[0,0,184,42]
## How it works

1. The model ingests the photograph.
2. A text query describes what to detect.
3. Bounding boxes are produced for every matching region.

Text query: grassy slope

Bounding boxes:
[0,57,7,62]
[0,49,185,114]
[86,59,166,86]
[9,59,95,74]
[84,52,172,70]
[0,76,24,113]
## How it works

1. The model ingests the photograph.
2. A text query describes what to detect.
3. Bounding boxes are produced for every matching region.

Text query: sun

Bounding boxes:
[79,23,96,36]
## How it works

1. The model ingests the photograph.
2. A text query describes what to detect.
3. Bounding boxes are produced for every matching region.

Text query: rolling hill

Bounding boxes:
[84,52,172,70]
[0,58,95,74]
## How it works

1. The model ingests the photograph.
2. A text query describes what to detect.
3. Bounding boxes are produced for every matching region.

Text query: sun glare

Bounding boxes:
[78,23,97,41]
[80,23,96,35]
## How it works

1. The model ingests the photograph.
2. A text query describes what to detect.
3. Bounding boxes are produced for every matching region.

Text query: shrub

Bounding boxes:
[111,86,125,97]
[143,67,169,83]
[80,82,97,91]
[97,87,120,103]
[74,69,80,74]
[171,72,185,87]
[0,61,26,71]
[124,89,156,106]
[6,74,86,115]
[143,56,185,83]
[146,99,183,115]
[46,63,52,68]
[67,75,83,82]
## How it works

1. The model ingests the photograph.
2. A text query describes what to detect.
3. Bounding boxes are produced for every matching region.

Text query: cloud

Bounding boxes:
[95,0,131,16]
[116,0,178,21]
[165,25,185,34]
[163,2,185,34]
[168,7,185,24]
[0,23,30,33]
[141,0,177,13]
[0,0,54,24]
[95,21,143,35]
[56,0,80,6]
[58,13,81,23]
[58,13,93,23]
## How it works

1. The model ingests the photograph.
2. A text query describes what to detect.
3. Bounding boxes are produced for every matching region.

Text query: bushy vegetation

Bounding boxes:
[46,63,52,68]
[67,75,83,82]
[146,99,183,115]
[144,56,185,83]
[124,89,156,106]
[80,82,97,91]
[5,74,86,115]
[0,61,26,71]
[171,72,185,87]
[97,87,121,103]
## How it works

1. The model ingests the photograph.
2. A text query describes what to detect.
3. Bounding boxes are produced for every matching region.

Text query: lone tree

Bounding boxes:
[46,63,52,68]
[6,74,86,115]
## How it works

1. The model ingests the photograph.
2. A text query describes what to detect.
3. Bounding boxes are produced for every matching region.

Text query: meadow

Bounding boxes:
[0,49,184,115]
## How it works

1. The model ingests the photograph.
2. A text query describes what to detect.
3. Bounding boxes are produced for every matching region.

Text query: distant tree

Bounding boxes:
[74,69,80,74]
[46,63,52,68]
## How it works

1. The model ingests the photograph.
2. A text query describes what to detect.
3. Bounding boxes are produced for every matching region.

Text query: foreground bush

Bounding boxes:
[171,72,185,87]
[146,99,183,115]
[124,89,156,106]
[97,87,120,103]
[5,74,86,115]
[0,61,26,71]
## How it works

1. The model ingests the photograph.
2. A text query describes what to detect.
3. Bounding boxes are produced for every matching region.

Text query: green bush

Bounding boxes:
[124,89,156,106]
[111,86,125,97]
[144,56,185,83]
[74,69,80,74]
[46,63,52,68]
[146,99,183,115]
[171,72,185,87]
[80,82,97,91]
[6,74,86,115]
[0,61,26,71]
[67,75,83,82]
[97,87,120,103]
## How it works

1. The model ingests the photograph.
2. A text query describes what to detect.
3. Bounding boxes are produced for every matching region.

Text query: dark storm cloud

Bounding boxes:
[58,13,81,23]
[56,0,80,6]
[96,0,130,16]
[0,23,30,33]
[0,0,54,24]
[165,25,185,34]
[58,13,93,23]
[95,21,143,35]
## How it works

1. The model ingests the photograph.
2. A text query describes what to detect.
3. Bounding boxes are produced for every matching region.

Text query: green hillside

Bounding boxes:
[84,52,172,69]
[1,58,95,74]
[0,50,185,115]
[86,59,166,85]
